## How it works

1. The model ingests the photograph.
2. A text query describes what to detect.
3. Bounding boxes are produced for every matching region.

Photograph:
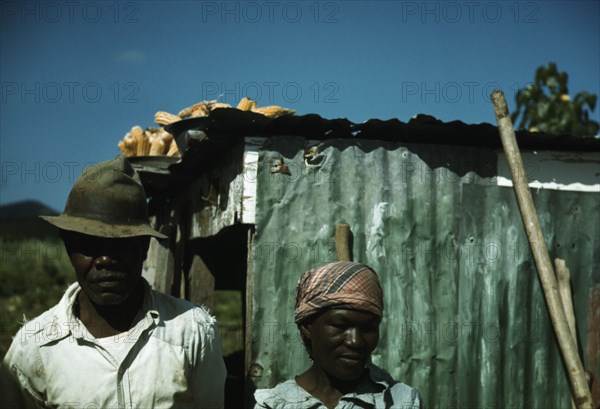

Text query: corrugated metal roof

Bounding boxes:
[164,110,600,157]
[249,135,599,408]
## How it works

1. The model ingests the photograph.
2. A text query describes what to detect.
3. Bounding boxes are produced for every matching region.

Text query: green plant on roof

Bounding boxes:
[511,62,599,137]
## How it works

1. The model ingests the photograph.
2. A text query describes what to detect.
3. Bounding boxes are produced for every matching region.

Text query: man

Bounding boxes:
[0,156,226,408]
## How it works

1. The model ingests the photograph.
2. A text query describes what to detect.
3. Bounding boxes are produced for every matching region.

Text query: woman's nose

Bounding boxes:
[345,328,365,348]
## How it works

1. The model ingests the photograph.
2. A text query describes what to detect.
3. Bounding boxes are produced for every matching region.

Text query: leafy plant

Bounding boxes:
[511,62,599,137]
[0,236,73,358]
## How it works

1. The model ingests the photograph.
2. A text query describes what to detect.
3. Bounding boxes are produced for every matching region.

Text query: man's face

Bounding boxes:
[302,308,380,381]
[64,232,149,306]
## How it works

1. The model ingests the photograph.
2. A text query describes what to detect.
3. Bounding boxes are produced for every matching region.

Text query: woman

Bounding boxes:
[254,261,425,409]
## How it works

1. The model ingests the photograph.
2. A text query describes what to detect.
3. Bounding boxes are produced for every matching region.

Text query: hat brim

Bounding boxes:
[40,215,167,239]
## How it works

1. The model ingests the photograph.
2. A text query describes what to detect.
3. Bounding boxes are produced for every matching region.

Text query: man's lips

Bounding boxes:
[90,275,130,289]
[89,272,128,283]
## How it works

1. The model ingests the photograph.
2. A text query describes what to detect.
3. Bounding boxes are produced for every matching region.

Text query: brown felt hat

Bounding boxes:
[41,155,167,239]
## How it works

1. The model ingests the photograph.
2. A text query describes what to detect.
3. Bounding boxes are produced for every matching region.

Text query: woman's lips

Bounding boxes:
[338,354,364,365]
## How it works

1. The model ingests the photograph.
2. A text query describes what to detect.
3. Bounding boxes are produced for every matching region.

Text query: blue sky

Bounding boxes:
[1,0,599,212]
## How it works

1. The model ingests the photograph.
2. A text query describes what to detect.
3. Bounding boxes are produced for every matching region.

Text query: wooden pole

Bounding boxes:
[554,258,581,409]
[335,223,352,261]
[491,90,593,409]
[554,259,578,342]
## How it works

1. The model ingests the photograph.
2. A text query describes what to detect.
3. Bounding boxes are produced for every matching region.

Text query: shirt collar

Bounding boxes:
[260,364,394,407]
[339,364,394,406]
[42,277,159,345]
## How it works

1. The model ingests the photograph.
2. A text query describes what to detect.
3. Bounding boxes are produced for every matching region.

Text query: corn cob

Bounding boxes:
[123,133,138,157]
[160,130,173,143]
[167,140,180,157]
[237,97,256,111]
[190,102,210,117]
[178,106,193,118]
[118,140,130,156]
[210,102,233,110]
[145,129,156,142]
[251,105,295,118]
[163,139,172,156]
[130,126,148,156]
[130,125,143,139]
[149,137,166,156]
[154,111,181,126]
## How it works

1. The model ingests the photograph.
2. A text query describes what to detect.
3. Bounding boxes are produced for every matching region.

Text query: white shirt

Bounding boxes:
[1,279,226,409]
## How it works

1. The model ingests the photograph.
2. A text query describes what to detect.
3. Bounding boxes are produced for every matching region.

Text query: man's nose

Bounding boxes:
[93,255,117,268]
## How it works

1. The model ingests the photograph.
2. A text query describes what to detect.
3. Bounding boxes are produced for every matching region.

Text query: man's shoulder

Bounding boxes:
[149,290,218,339]
[10,296,68,350]
[151,289,214,319]
[3,301,64,377]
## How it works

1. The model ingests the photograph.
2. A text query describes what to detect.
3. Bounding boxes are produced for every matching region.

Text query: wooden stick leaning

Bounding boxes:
[491,91,593,409]
[555,258,580,409]
[554,259,578,346]
[554,258,593,408]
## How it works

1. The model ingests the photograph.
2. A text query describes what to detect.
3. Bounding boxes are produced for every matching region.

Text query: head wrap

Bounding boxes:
[294,261,384,324]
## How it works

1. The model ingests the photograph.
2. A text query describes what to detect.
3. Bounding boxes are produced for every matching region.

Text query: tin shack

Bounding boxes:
[134,109,599,408]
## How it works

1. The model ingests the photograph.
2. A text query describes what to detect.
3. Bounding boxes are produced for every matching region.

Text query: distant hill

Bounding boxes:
[0,200,61,239]
[0,200,58,219]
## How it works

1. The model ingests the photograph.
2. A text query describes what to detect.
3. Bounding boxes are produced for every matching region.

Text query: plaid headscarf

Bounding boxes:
[294,261,384,324]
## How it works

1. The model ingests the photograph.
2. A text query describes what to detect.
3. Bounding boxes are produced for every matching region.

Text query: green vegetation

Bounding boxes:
[213,290,244,356]
[512,62,599,137]
[0,234,73,359]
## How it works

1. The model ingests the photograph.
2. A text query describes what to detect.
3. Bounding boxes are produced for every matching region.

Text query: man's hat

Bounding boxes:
[41,155,167,239]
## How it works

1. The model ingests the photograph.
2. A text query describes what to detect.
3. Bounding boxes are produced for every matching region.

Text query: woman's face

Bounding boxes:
[301,308,381,381]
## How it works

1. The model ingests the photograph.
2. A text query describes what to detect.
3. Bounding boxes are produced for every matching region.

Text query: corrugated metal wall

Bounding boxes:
[249,136,599,408]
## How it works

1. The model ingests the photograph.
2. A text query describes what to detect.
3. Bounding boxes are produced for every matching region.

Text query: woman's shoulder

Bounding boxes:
[369,364,425,408]
[254,379,317,409]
